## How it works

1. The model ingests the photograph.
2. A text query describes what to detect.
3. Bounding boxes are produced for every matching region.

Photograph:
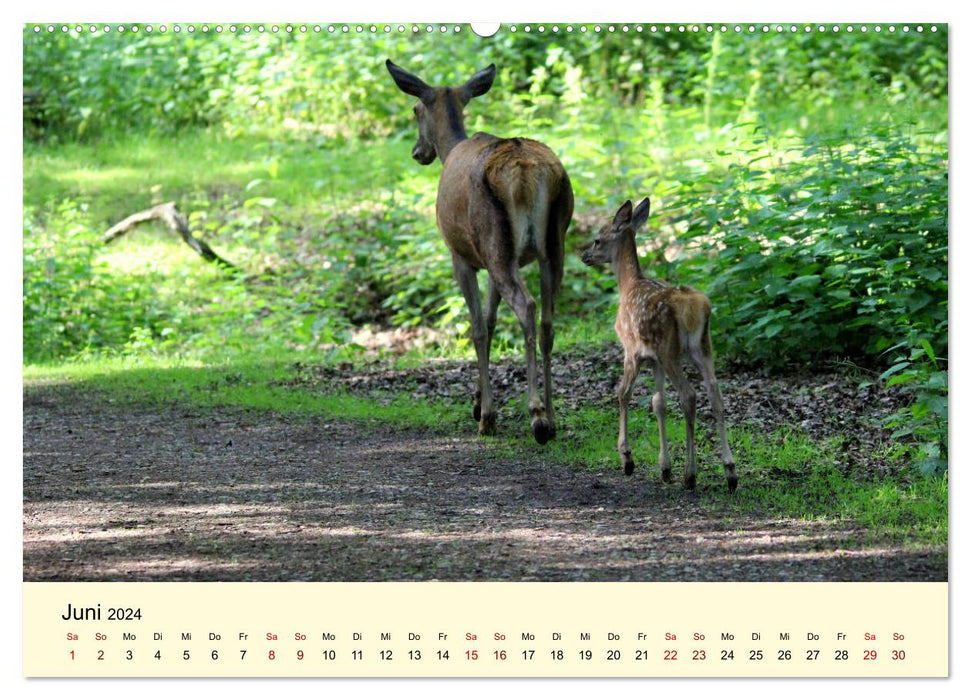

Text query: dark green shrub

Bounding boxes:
[670,126,947,369]
[879,336,947,477]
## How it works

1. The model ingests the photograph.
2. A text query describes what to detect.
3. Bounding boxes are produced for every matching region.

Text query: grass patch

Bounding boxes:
[24,353,462,434]
[719,430,947,545]
[23,130,433,226]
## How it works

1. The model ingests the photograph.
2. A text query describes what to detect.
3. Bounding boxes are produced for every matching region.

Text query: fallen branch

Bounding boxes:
[103,202,236,270]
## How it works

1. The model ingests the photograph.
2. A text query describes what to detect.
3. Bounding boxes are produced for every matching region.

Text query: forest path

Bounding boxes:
[23,364,945,581]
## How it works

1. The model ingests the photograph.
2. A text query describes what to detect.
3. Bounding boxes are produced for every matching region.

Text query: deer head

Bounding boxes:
[580,198,651,267]
[386,60,497,165]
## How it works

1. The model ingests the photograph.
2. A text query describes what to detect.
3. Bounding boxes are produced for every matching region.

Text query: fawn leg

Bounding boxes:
[617,353,641,475]
[691,346,737,493]
[651,362,673,483]
[666,361,697,490]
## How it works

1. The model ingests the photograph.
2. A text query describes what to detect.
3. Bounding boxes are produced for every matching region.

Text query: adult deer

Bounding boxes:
[581,198,738,493]
[386,60,574,443]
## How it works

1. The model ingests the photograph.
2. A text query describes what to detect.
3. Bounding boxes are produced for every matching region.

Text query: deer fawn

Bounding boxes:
[581,198,738,493]
[386,60,574,443]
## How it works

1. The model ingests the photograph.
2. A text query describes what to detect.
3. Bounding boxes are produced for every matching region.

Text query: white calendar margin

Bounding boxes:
[8,0,962,697]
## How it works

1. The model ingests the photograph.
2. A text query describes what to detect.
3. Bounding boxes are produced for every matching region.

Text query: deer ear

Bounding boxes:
[631,197,651,231]
[613,200,633,228]
[387,59,434,103]
[460,64,496,104]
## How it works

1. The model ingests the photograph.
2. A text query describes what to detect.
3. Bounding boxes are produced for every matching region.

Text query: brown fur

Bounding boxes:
[483,138,563,210]
[436,134,569,272]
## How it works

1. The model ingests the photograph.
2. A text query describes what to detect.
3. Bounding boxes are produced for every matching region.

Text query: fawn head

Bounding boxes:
[581,197,651,267]
[386,59,496,165]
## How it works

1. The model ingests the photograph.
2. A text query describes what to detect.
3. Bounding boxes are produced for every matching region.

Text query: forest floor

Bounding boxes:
[23,347,947,582]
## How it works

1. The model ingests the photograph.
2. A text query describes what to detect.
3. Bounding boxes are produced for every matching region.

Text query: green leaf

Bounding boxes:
[879,361,912,381]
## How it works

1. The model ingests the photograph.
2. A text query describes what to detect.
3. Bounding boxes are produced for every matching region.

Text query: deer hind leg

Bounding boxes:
[490,267,549,444]
[690,339,737,493]
[452,256,496,436]
[538,181,570,441]
[617,353,641,475]
[650,361,674,483]
[473,279,501,425]
[538,258,559,440]
[665,361,698,490]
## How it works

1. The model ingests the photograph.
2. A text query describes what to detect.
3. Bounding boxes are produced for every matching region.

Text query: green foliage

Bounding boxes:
[24,24,947,142]
[22,198,357,363]
[23,201,173,360]
[671,125,947,368]
[878,337,948,477]
[313,196,460,327]
[23,28,238,140]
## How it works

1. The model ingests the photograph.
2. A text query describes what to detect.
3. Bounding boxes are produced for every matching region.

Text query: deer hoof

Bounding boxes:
[684,474,697,490]
[661,468,673,484]
[531,418,554,445]
[623,457,635,476]
[727,474,739,494]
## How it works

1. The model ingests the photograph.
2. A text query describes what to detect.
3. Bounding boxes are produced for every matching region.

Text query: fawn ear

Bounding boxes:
[460,64,496,104]
[631,197,651,231]
[387,59,434,104]
[612,200,633,228]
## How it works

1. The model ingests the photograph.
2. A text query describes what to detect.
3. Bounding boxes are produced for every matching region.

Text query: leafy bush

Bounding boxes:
[670,126,947,369]
[23,201,172,360]
[24,24,948,142]
[650,124,948,474]
[22,199,356,364]
[300,197,450,327]
[878,337,947,477]
[23,28,237,140]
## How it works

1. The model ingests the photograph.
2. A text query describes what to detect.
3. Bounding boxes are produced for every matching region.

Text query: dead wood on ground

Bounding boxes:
[103,201,236,269]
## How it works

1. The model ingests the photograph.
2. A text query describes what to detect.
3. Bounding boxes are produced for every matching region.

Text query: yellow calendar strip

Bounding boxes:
[23,582,947,677]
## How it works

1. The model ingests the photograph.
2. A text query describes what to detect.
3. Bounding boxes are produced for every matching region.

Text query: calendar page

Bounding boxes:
[21,8,950,686]
[23,582,947,676]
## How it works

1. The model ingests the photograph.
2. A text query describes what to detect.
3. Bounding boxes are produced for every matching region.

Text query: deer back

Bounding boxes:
[436,133,571,272]
[618,281,712,360]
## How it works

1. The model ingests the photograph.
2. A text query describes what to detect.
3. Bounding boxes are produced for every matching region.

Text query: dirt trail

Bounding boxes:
[23,366,946,581]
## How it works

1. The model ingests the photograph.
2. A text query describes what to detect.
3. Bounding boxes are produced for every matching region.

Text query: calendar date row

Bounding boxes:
[67,646,910,664]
